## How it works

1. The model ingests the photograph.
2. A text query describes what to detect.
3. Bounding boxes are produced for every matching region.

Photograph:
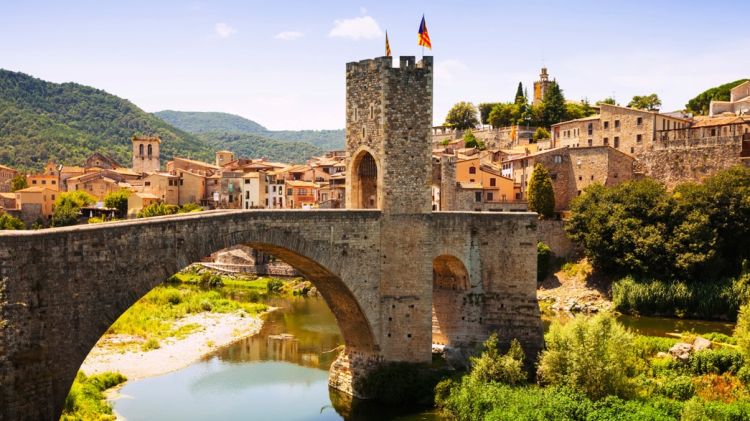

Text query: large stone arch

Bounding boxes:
[347,146,381,209]
[0,210,383,420]
[432,255,472,347]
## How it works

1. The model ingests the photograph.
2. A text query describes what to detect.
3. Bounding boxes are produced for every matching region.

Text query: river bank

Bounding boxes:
[81,309,269,380]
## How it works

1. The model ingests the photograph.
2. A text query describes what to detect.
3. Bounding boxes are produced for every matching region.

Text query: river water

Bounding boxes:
[112,290,735,420]
[112,296,442,420]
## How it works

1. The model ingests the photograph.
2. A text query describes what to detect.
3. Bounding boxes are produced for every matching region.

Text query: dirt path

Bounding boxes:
[537,259,612,313]
[80,311,266,380]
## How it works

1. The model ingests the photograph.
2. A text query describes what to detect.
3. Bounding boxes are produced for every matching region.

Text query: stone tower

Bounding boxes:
[215,150,235,167]
[132,136,161,174]
[533,67,550,106]
[345,56,433,214]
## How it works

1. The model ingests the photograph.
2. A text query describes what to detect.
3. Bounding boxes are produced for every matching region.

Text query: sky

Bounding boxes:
[1,0,749,130]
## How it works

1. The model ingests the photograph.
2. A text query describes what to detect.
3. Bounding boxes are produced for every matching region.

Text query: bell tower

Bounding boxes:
[345,56,433,214]
[132,136,161,174]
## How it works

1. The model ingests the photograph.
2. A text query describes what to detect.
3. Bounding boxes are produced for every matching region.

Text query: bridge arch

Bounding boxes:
[432,254,470,347]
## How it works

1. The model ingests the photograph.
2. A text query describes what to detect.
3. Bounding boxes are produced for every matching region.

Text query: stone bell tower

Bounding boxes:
[345,56,433,214]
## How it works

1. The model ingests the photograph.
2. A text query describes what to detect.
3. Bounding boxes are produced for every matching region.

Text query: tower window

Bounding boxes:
[139,144,144,156]
[469,167,476,174]
[147,144,153,157]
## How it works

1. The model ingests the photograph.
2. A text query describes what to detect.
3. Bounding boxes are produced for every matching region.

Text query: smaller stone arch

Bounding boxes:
[432,255,471,347]
[348,147,380,209]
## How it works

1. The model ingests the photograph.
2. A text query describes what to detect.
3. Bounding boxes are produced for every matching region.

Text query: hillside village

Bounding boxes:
[0,69,748,227]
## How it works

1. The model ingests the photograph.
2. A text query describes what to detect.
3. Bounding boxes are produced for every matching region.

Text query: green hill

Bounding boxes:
[686,79,750,115]
[0,69,214,171]
[197,132,322,164]
[154,110,267,134]
[154,110,345,151]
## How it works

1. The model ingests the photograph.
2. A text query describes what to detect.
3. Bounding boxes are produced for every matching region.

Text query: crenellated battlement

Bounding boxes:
[345,56,433,74]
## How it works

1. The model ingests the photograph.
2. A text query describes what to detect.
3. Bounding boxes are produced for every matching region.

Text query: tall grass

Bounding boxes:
[612,276,750,320]
[62,372,126,421]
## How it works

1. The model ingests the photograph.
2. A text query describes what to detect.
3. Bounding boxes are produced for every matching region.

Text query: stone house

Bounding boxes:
[435,155,523,212]
[133,172,179,205]
[85,152,122,170]
[241,172,268,209]
[176,170,207,206]
[285,180,319,209]
[126,192,159,217]
[14,186,57,218]
[0,164,17,192]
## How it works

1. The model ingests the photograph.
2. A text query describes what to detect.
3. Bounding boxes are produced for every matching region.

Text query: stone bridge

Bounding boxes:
[0,208,542,419]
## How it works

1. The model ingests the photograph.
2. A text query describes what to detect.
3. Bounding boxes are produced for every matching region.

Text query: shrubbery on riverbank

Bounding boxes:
[436,313,750,420]
[61,371,126,421]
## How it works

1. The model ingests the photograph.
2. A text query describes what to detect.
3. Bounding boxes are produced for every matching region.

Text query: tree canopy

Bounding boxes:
[628,94,662,110]
[0,213,25,230]
[685,79,750,116]
[566,166,750,282]
[477,103,500,125]
[527,163,555,219]
[444,102,479,130]
[540,82,566,128]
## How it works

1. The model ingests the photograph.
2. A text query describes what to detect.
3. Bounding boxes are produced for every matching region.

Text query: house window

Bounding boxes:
[486,192,494,201]
[604,121,609,129]
[145,181,151,186]
[588,123,593,135]
[554,155,562,164]
[51,195,55,200]
[550,173,557,180]
[578,176,582,181]
[147,144,153,157]
[631,147,635,153]
[475,192,482,202]
[469,167,477,174]
[287,188,292,196]
[41,180,46,185]
[604,137,609,146]
[180,179,184,186]
[32,180,37,185]
[614,137,620,148]
[515,192,521,200]
[246,191,249,199]
[51,180,56,185]
[490,178,496,187]
[588,139,593,146]
[637,117,643,126]
[591,175,594,180]
[711,128,717,136]
[615,120,620,129]
[636,134,642,143]
[139,144,144,156]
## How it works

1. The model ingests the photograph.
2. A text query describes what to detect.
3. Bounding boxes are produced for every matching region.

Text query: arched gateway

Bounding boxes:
[0,56,543,420]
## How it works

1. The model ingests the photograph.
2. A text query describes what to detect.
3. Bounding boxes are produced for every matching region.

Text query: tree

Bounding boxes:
[51,201,81,227]
[444,102,479,131]
[565,101,596,120]
[538,314,640,399]
[527,164,555,219]
[463,131,485,149]
[737,303,750,359]
[628,94,661,110]
[533,127,550,141]
[686,79,749,115]
[104,189,131,217]
[597,97,617,106]
[514,82,525,105]
[477,103,500,125]
[137,202,180,218]
[488,103,519,128]
[540,81,566,127]
[56,191,96,209]
[469,334,526,386]
[0,213,25,230]
[10,174,28,192]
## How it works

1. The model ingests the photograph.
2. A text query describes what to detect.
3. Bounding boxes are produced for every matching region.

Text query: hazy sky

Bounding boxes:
[1,0,749,130]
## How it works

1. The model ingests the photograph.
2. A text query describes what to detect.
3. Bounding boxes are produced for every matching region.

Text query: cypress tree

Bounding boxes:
[514,82,525,104]
[541,81,566,127]
[527,163,555,219]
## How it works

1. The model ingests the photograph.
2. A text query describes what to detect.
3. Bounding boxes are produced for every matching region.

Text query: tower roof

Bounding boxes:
[132,135,161,143]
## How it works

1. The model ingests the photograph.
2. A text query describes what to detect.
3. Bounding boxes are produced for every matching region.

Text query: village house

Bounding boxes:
[285,180,318,209]
[0,192,16,210]
[14,186,57,219]
[127,192,160,217]
[241,171,268,209]
[0,164,18,192]
[434,154,521,212]
[710,81,750,117]
[215,150,235,167]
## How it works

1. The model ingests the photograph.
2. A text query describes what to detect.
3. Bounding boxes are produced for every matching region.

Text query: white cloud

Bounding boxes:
[214,22,237,39]
[435,59,468,82]
[275,31,304,41]
[329,16,383,40]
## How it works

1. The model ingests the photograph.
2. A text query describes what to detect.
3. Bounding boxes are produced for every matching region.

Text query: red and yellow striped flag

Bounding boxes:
[385,30,391,57]
[418,15,431,49]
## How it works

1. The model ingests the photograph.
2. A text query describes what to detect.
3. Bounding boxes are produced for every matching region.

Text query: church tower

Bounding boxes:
[132,136,161,174]
[533,67,550,106]
[344,56,433,214]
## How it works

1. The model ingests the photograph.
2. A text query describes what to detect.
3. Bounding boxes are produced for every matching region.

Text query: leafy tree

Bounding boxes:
[628,94,662,110]
[527,164,555,219]
[56,191,96,209]
[540,81,566,127]
[444,102,479,131]
[686,79,750,115]
[103,189,131,217]
[10,174,28,191]
[0,213,25,230]
[51,201,81,227]
[488,103,517,128]
[137,202,179,218]
[597,97,617,106]
[533,127,550,141]
[469,334,526,386]
[477,103,501,125]
[538,314,640,399]
[565,101,596,120]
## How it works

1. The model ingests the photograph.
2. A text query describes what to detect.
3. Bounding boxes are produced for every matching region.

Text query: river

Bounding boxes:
[112,295,442,420]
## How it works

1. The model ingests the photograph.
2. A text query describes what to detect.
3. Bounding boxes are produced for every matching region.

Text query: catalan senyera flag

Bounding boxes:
[385,31,391,57]
[418,15,431,49]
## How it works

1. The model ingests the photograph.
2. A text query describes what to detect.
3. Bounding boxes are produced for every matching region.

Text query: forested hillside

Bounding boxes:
[155,110,345,151]
[0,69,213,171]
[197,132,322,164]
[685,79,750,115]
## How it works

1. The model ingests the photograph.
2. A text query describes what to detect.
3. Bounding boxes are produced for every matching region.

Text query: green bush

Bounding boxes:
[703,332,737,345]
[634,335,678,359]
[137,202,179,218]
[178,202,202,213]
[537,242,552,282]
[199,273,223,288]
[538,313,640,399]
[737,303,750,358]
[681,396,750,421]
[687,349,744,375]
[0,213,25,230]
[103,189,130,217]
[61,371,127,421]
[266,278,284,294]
[141,338,160,351]
[659,375,695,401]
[468,335,526,386]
